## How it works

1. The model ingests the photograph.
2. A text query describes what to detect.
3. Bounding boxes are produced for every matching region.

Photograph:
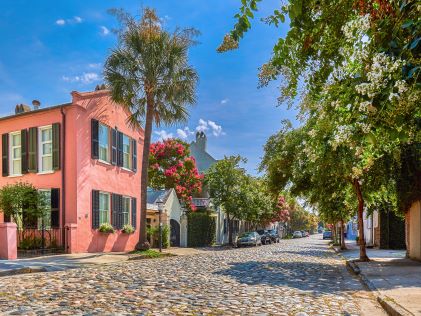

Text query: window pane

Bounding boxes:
[99,146,108,161]
[42,156,52,171]
[13,147,21,158]
[43,143,52,155]
[42,128,52,142]
[99,125,109,145]
[12,134,20,146]
[13,160,21,174]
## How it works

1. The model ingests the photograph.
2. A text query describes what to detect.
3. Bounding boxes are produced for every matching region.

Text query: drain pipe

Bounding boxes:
[60,107,66,251]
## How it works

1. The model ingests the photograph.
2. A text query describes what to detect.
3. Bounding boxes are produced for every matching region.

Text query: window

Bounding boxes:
[123,135,131,169]
[39,126,52,172]
[122,196,131,225]
[10,131,21,175]
[99,123,110,162]
[38,189,51,229]
[99,192,110,224]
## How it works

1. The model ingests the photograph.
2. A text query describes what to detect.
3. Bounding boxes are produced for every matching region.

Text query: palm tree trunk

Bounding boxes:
[354,179,369,261]
[138,101,154,248]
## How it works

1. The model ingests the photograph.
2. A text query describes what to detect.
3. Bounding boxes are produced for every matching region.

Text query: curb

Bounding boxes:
[332,246,414,316]
[0,267,47,277]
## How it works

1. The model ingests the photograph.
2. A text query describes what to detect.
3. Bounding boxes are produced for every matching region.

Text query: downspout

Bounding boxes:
[60,107,66,251]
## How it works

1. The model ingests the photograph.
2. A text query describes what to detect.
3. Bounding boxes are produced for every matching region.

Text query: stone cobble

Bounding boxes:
[0,236,365,315]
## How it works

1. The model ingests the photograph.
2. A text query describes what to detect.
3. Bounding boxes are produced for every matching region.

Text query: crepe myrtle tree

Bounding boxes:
[149,139,203,211]
[104,8,199,249]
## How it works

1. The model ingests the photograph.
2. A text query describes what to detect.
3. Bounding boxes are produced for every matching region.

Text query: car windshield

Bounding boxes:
[239,232,254,238]
[256,230,265,235]
[268,230,275,233]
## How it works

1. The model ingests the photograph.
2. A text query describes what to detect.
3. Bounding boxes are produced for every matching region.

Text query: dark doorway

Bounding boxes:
[170,219,180,247]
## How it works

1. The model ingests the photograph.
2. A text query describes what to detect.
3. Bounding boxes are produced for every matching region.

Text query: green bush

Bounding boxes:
[162,225,170,249]
[122,224,135,234]
[187,211,216,247]
[98,223,115,234]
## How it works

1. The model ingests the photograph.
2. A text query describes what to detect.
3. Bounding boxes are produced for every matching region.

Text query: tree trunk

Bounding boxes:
[137,101,155,249]
[340,219,347,250]
[227,214,233,246]
[354,179,369,261]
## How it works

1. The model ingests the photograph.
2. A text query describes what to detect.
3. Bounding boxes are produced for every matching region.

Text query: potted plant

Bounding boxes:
[122,224,135,234]
[98,223,115,234]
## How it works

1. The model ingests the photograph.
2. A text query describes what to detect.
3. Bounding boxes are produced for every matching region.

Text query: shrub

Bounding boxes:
[162,225,170,249]
[122,224,135,234]
[98,223,115,234]
[187,211,216,247]
[136,241,151,251]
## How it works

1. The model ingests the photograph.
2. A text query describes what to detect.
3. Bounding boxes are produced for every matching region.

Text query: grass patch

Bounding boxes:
[128,249,175,260]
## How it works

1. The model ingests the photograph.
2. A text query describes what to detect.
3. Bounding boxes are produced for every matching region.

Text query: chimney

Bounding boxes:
[32,100,41,110]
[195,131,207,151]
[15,104,31,114]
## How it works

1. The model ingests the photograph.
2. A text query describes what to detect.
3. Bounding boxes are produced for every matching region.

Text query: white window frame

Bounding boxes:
[122,196,131,226]
[98,123,110,163]
[122,134,131,170]
[38,125,53,173]
[9,131,22,176]
[99,192,111,225]
[37,189,51,229]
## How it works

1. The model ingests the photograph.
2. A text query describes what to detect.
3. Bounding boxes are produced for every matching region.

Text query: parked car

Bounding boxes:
[267,229,280,243]
[322,231,332,240]
[293,231,303,238]
[301,231,310,237]
[237,232,262,247]
[256,230,272,245]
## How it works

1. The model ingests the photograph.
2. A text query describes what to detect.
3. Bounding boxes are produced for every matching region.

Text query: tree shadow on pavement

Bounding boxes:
[214,260,362,295]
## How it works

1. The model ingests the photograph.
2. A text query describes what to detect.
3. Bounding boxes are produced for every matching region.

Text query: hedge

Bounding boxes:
[187,211,216,247]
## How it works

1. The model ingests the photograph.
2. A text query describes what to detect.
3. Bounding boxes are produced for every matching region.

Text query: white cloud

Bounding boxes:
[208,120,225,136]
[220,98,229,105]
[56,16,83,26]
[195,119,225,137]
[177,129,188,139]
[62,72,100,84]
[100,26,110,36]
[88,63,101,69]
[74,16,82,23]
[154,130,173,141]
[56,19,65,26]
[196,119,208,132]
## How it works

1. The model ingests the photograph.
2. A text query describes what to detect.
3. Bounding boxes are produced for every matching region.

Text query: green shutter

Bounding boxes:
[92,190,100,229]
[131,198,137,229]
[51,188,60,228]
[28,127,38,172]
[131,138,137,172]
[91,119,99,159]
[2,133,8,177]
[52,123,60,170]
[21,129,28,174]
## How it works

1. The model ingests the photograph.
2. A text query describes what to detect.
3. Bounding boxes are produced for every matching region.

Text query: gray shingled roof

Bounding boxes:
[147,188,171,204]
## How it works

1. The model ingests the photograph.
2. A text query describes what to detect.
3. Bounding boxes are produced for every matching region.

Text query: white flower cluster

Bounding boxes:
[342,14,370,43]
[356,53,404,99]
[358,101,377,114]
[329,125,353,150]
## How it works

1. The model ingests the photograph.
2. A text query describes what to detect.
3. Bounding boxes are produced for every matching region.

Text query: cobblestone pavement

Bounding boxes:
[0,235,379,315]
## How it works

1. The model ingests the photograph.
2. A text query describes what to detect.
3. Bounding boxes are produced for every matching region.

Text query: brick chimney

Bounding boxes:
[195,131,207,151]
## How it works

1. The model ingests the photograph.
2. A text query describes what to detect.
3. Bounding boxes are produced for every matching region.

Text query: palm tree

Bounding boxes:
[104,8,198,249]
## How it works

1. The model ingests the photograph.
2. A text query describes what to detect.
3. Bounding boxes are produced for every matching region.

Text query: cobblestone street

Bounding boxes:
[0,235,382,315]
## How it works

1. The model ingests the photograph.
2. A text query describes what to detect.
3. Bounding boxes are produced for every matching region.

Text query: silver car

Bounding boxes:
[237,232,262,247]
[293,231,303,238]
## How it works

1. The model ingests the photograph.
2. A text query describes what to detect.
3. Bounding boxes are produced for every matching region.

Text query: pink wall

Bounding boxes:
[68,91,143,253]
[0,90,144,254]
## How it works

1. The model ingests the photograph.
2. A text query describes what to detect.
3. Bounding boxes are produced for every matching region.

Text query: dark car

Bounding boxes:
[323,231,332,240]
[256,229,272,245]
[237,232,262,247]
[267,229,280,243]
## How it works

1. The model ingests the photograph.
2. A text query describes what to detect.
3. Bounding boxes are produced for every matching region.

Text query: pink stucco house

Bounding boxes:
[0,89,143,255]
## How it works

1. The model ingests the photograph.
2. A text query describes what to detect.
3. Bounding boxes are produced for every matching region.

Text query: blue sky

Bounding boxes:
[0,0,296,175]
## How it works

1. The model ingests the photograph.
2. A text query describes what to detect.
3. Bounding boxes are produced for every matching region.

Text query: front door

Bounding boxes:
[170,219,180,247]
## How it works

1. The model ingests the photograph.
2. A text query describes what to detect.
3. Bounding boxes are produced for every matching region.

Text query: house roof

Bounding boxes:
[147,188,172,204]
[0,103,72,122]
[190,142,217,172]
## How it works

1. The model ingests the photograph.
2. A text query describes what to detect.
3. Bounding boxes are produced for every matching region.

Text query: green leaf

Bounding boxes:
[402,20,414,29]
[410,37,420,50]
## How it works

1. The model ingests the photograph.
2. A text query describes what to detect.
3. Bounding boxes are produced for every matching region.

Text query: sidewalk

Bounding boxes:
[335,240,421,316]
